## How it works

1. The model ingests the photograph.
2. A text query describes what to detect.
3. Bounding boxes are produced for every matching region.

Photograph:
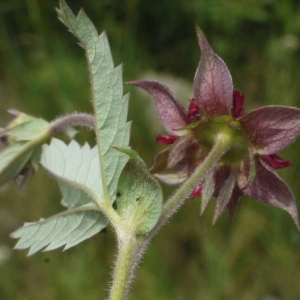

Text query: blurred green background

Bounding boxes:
[1,0,300,299]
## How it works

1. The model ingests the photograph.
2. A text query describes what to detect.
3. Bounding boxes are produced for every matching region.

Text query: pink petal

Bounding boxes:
[127,80,189,135]
[232,90,245,118]
[193,26,233,117]
[156,135,178,145]
[243,158,299,229]
[260,154,292,169]
[239,106,300,154]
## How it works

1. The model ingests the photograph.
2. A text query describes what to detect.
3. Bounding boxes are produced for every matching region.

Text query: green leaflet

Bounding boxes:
[0,115,50,186]
[41,139,103,202]
[59,180,95,209]
[42,0,133,207]
[14,140,109,255]
[115,148,163,234]
[11,207,108,256]
[0,142,34,186]
[56,0,130,203]
[5,118,50,141]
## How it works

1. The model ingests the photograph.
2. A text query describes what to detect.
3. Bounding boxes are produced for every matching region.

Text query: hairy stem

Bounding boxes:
[109,230,137,300]
[49,113,95,134]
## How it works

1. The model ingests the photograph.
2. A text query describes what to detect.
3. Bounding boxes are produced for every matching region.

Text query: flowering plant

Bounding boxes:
[129,26,300,228]
[1,2,300,299]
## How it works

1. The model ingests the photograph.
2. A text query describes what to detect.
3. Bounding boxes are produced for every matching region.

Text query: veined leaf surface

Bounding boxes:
[56,0,130,203]
[116,148,163,234]
[41,139,103,201]
[38,136,124,255]
[59,180,95,209]
[11,207,108,256]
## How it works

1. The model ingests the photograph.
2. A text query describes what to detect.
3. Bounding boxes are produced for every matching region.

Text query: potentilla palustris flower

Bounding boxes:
[128,25,300,228]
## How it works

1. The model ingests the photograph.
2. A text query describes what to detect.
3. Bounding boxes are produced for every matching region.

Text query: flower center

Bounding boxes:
[193,116,251,166]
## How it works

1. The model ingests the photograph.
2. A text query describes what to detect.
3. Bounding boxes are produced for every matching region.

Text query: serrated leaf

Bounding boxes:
[11,207,108,256]
[115,148,163,234]
[59,180,95,209]
[41,138,103,200]
[0,142,34,186]
[56,0,130,204]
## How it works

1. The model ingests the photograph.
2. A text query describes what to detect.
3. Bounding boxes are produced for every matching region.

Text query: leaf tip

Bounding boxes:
[111,146,135,159]
[200,207,205,216]
[212,211,220,226]
[289,209,300,231]
[195,25,210,53]
[194,24,203,39]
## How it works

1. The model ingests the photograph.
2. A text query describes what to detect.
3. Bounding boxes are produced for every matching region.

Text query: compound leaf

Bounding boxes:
[12,0,131,255]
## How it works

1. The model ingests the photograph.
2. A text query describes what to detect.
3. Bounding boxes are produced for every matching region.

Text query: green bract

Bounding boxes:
[115,148,163,234]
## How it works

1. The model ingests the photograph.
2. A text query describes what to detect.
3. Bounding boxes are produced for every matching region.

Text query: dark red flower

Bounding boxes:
[128,26,300,228]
